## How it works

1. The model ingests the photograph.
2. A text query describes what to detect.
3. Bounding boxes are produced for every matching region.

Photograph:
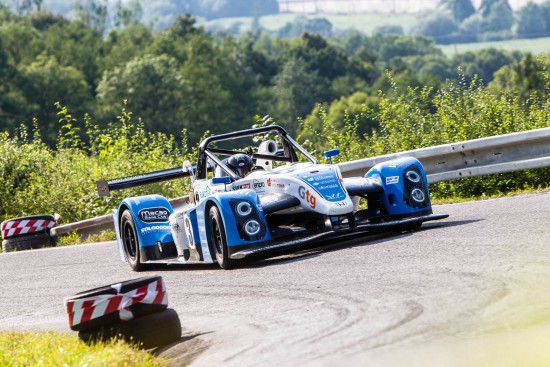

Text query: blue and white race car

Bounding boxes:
[97,125,447,270]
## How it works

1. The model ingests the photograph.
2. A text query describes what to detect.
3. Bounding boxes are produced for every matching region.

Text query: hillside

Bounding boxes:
[277,0,549,14]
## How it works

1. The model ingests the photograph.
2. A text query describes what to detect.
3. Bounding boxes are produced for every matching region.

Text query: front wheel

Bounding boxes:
[208,205,234,269]
[120,210,143,271]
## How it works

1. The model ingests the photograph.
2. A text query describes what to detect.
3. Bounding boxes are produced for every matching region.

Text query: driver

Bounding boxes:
[226,153,254,178]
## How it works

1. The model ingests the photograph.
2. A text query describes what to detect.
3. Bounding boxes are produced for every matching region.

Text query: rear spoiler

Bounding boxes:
[96,166,193,197]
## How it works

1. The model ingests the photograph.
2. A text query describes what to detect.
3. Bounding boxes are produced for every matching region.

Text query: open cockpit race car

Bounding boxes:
[97,125,448,270]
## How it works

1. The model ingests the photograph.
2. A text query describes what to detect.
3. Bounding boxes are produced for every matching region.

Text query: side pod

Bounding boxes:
[116,195,177,263]
[366,157,432,217]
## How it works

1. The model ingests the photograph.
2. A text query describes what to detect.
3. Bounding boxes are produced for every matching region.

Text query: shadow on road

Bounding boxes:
[143,219,482,271]
[243,218,482,269]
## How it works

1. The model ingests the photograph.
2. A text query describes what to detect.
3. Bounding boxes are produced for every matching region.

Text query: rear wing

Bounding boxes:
[96,166,193,197]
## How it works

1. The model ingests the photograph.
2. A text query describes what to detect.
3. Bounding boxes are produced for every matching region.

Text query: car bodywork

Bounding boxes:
[97,125,448,270]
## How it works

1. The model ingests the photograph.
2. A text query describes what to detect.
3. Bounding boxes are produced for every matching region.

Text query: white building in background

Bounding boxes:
[277,0,548,14]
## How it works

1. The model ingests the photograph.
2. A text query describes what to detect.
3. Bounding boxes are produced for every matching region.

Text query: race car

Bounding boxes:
[97,125,448,270]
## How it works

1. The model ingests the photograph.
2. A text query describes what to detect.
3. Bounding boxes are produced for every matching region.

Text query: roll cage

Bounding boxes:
[194,125,318,181]
[96,125,319,197]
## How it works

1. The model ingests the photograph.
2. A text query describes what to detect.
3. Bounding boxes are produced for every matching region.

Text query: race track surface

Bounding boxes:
[1,191,550,366]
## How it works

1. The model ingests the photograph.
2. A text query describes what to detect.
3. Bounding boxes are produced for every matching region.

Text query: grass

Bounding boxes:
[201,12,420,35]
[438,36,550,57]
[0,330,168,367]
[56,229,116,247]
[203,13,550,56]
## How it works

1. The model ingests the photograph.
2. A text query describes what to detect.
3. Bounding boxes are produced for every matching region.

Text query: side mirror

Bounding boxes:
[323,149,340,164]
[212,176,232,185]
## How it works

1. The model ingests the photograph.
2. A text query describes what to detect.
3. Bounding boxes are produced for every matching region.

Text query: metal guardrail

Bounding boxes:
[338,127,550,183]
[50,197,189,237]
[50,128,550,237]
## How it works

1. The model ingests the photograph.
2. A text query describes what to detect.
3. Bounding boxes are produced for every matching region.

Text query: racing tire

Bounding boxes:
[65,276,167,332]
[78,308,182,350]
[1,232,55,253]
[120,210,143,271]
[208,205,234,270]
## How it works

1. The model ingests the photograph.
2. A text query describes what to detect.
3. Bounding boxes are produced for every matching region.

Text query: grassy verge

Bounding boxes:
[438,36,550,57]
[56,229,117,247]
[0,330,168,366]
[201,12,420,35]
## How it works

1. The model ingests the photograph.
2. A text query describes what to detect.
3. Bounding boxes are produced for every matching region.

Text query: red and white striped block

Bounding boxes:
[1,217,58,239]
[65,278,168,329]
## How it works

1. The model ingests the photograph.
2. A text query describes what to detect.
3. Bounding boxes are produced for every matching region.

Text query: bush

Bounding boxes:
[300,69,550,199]
[0,104,193,224]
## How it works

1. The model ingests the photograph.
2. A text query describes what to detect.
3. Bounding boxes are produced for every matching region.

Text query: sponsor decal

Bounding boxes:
[386,176,399,185]
[302,174,335,181]
[199,186,211,199]
[298,186,317,209]
[267,178,272,187]
[232,183,251,190]
[276,183,285,188]
[318,183,339,190]
[141,225,171,234]
[138,207,170,223]
[326,192,345,200]
[253,179,265,189]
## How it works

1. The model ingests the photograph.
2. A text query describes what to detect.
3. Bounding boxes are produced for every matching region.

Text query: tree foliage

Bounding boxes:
[1,5,550,223]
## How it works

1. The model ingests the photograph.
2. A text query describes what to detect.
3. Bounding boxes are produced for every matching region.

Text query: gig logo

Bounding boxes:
[298,186,317,209]
[138,207,170,223]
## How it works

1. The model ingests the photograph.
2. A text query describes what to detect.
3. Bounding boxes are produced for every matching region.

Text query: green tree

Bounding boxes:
[439,0,476,22]
[451,48,519,84]
[96,54,189,138]
[487,53,547,101]
[272,58,325,133]
[479,0,511,17]
[413,12,458,43]
[42,21,102,88]
[99,22,152,73]
[483,0,514,33]
[112,0,142,29]
[515,2,548,38]
[0,20,42,65]
[300,91,379,150]
[19,55,93,144]
[73,0,107,35]
[277,16,333,39]
[0,38,30,133]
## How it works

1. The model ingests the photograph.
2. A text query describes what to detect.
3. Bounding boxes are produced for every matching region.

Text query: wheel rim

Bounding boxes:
[123,220,137,260]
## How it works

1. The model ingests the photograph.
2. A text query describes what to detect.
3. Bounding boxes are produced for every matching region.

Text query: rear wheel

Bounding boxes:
[208,205,234,269]
[120,210,143,271]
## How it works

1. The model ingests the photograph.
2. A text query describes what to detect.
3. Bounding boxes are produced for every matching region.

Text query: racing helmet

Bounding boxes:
[227,153,254,177]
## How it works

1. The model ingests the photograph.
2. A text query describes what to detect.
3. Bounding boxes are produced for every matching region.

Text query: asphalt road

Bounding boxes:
[1,191,550,366]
